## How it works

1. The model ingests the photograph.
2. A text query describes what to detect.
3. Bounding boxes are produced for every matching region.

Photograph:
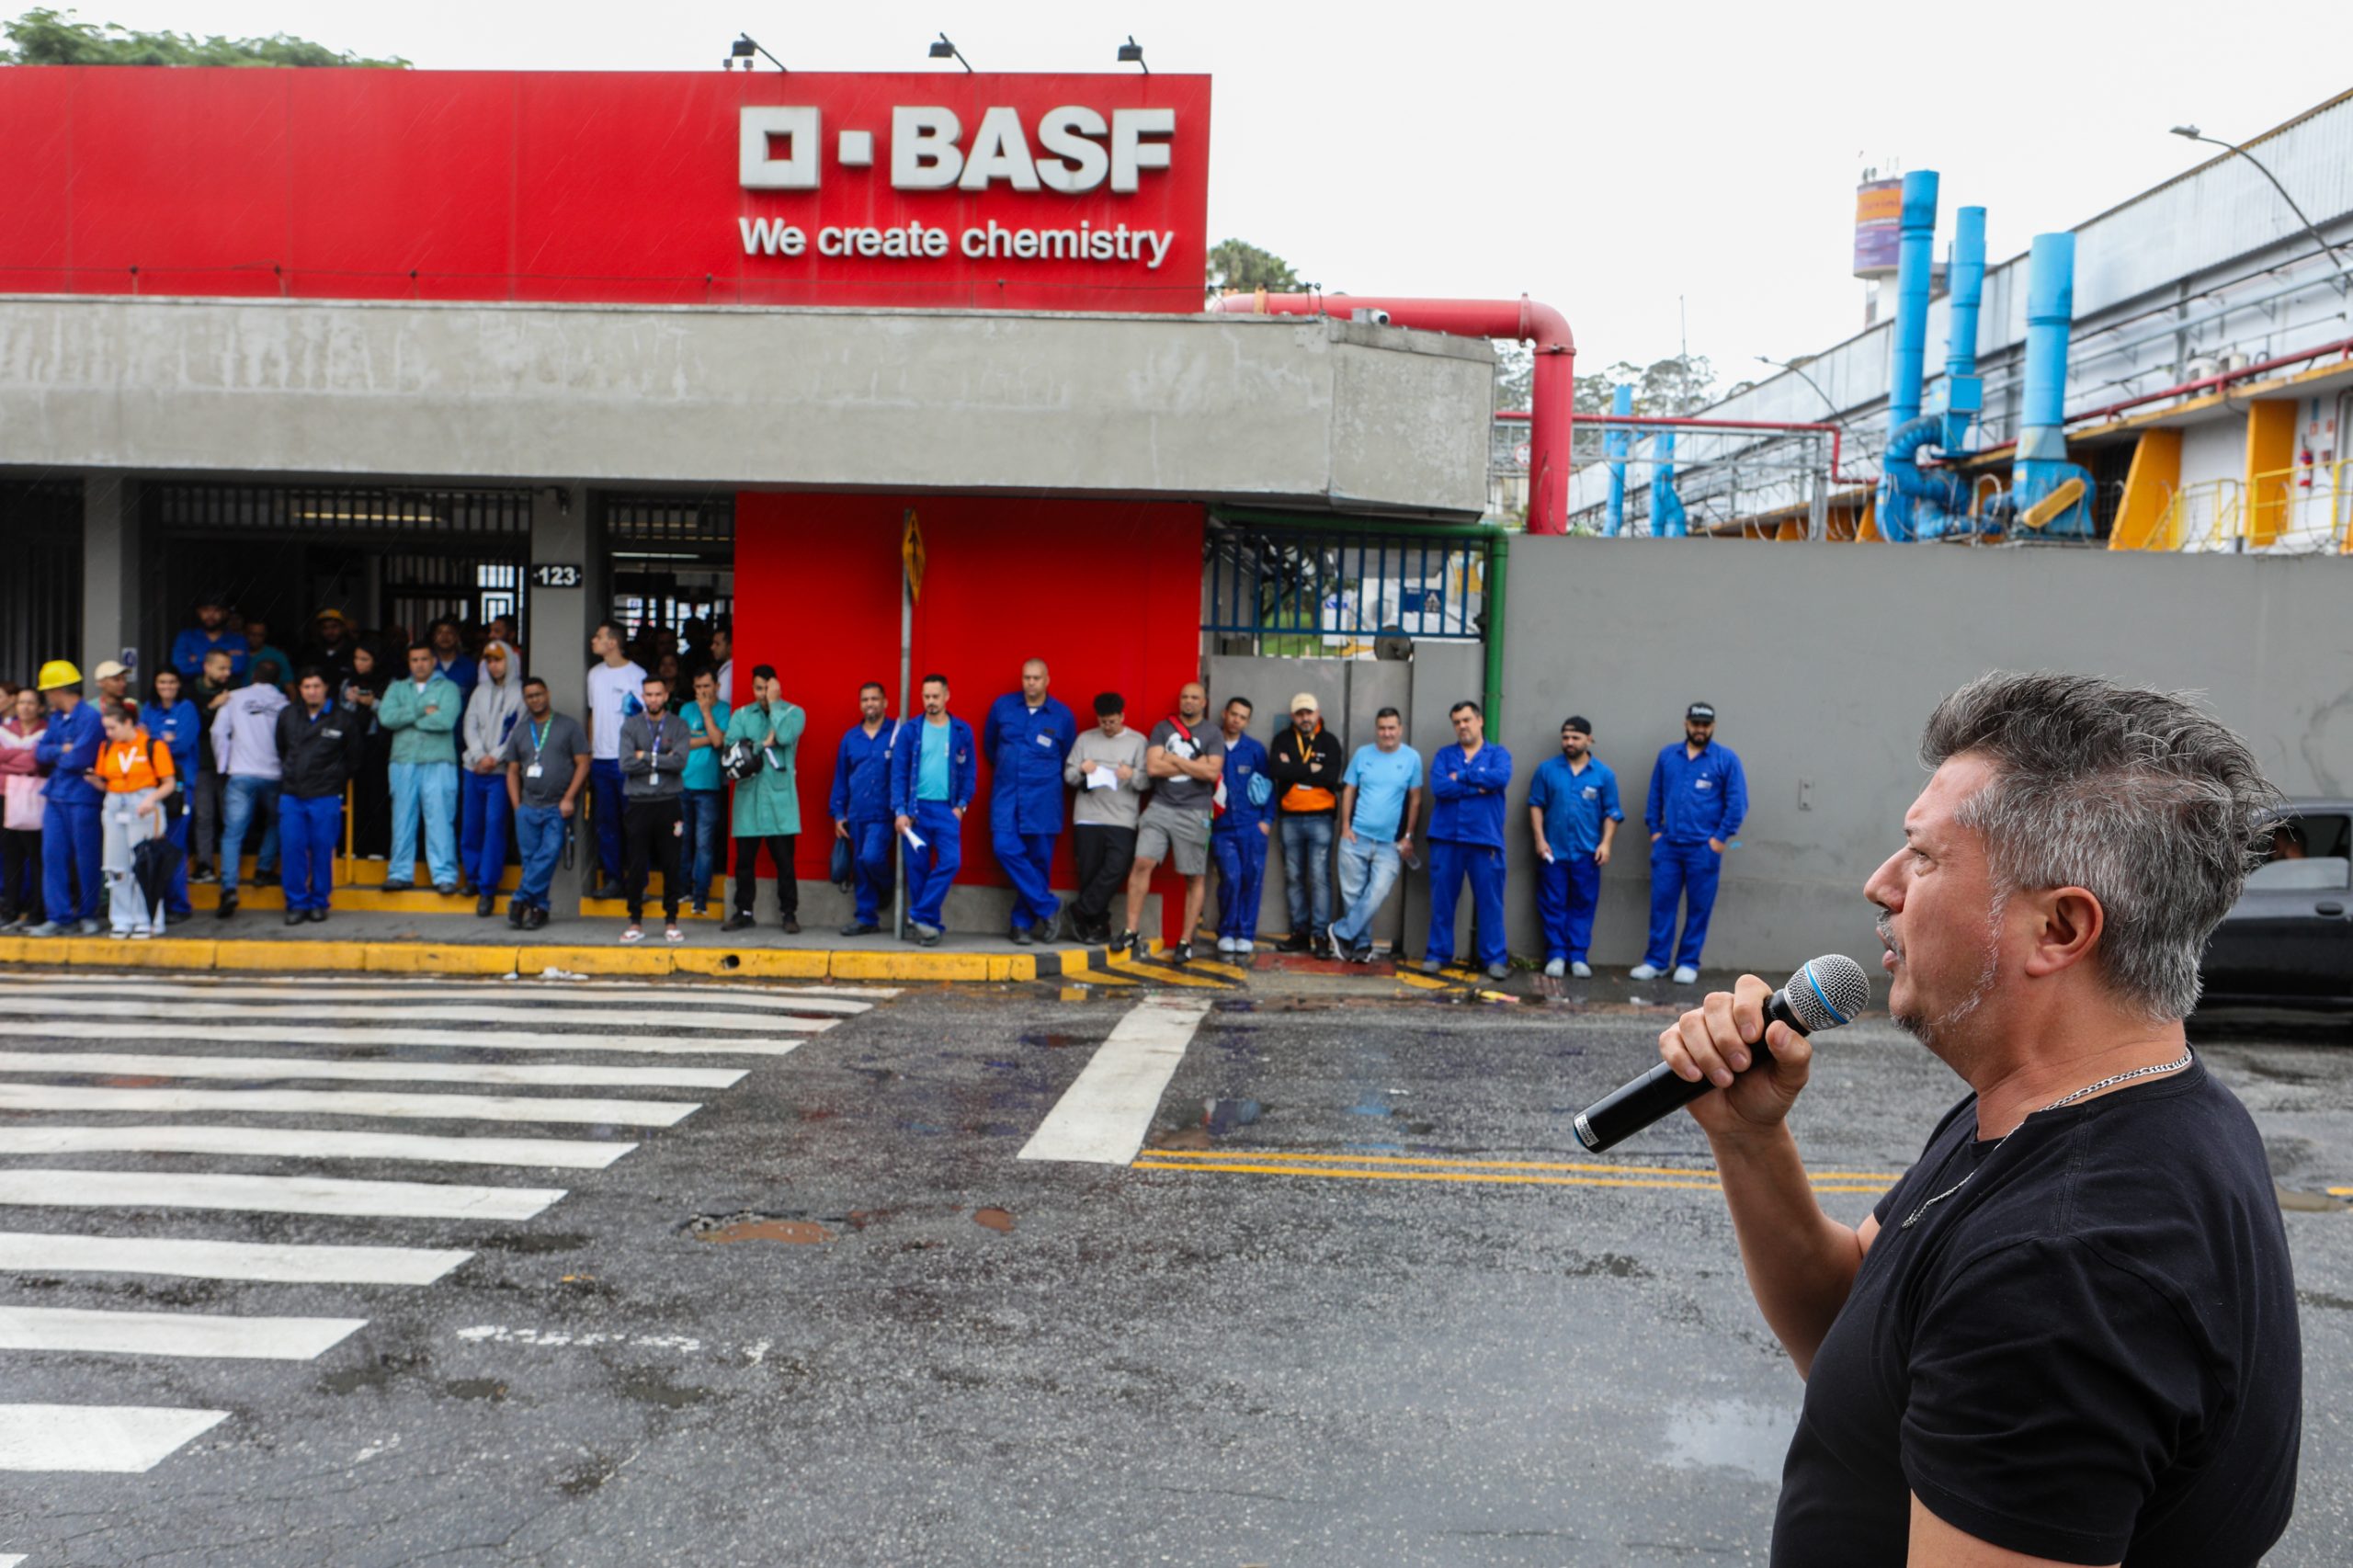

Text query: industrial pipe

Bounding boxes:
[2063,334,2353,426]
[1904,205,1990,542]
[1885,170,1940,435]
[1649,428,1688,537]
[1497,409,1871,487]
[1997,233,2097,537]
[1217,292,1577,534]
[1604,383,1633,536]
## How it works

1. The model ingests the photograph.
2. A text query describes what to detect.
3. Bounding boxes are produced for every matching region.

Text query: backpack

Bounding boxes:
[147,740,185,821]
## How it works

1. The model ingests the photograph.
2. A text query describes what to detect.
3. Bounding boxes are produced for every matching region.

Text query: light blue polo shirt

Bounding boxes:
[1342,744,1422,843]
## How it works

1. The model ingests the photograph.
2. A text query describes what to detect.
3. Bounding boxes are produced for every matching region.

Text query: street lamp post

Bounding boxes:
[2170,125,2350,295]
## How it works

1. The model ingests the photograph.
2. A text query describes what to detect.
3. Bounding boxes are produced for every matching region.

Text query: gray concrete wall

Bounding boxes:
[1498,538,2353,974]
[0,297,1491,517]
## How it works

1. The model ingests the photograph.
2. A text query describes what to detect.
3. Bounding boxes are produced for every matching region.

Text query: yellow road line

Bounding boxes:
[1393,971,1460,992]
[1131,1158,1884,1194]
[1140,1148,1905,1181]
[1102,950,1231,989]
[2331,1187,2352,1198]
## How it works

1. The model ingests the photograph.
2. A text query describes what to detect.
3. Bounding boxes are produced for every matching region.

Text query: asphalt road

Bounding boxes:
[0,971,2346,1566]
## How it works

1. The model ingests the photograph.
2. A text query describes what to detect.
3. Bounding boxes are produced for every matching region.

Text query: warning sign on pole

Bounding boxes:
[902,510,926,605]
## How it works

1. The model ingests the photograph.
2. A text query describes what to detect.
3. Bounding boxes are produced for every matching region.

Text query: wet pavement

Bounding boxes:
[0,971,2347,1565]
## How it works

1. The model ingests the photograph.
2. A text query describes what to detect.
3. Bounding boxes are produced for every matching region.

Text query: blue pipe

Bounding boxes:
[2000,232,2096,537]
[1604,382,1632,536]
[1649,428,1688,538]
[1944,206,1985,382]
[1885,170,1939,435]
[1885,197,1993,541]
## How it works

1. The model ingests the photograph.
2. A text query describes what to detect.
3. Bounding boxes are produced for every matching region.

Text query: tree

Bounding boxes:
[1205,238,1301,303]
[0,6,408,66]
[1495,341,1533,413]
[1633,354,1715,416]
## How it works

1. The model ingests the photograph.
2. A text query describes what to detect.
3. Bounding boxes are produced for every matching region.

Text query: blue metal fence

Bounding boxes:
[1203,519,1487,648]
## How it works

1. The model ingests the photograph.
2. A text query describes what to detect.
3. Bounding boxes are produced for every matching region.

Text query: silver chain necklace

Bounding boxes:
[1899,1048,2194,1230]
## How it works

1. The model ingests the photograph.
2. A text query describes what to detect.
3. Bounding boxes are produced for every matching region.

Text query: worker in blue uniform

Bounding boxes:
[1527,714,1622,979]
[1423,699,1515,981]
[890,673,976,945]
[982,658,1078,945]
[1635,701,1747,983]
[27,661,106,936]
[1211,695,1273,954]
[828,680,898,937]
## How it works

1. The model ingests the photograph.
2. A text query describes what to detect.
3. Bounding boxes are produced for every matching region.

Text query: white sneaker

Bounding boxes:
[1571,961,1592,978]
[1543,959,1564,978]
[1629,963,1663,981]
[1672,964,1699,983]
[1215,937,1236,954]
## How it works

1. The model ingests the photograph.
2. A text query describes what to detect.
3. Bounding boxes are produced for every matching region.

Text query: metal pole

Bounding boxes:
[893,520,912,942]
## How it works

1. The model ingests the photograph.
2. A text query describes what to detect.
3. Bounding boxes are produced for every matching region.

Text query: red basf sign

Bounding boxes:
[0,69,1211,312]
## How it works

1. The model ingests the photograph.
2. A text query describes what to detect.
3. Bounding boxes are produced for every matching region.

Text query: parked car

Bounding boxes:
[2199,801,2353,1009]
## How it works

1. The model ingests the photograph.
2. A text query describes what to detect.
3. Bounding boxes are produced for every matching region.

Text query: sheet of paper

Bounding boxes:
[902,825,926,851]
[1084,769,1120,791]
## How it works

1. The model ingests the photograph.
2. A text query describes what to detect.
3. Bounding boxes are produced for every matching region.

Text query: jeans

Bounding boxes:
[1328,834,1403,949]
[847,820,893,925]
[995,827,1061,933]
[40,799,100,924]
[1,826,41,924]
[390,762,458,887]
[1071,824,1136,937]
[623,797,683,922]
[1427,839,1508,967]
[590,759,626,881]
[278,792,342,913]
[904,801,962,929]
[1279,812,1335,941]
[515,801,566,910]
[680,790,724,906]
[733,833,797,920]
[1645,839,1723,970]
[459,767,512,892]
[101,789,166,934]
[188,769,221,869]
[1211,823,1269,942]
[219,776,280,892]
[1537,852,1604,963]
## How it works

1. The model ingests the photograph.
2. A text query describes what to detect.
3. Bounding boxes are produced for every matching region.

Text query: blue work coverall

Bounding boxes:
[171,627,245,682]
[1212,732,1273,944]
[150,697,202,918]
[982,692,1077,935]
[1643,740,1747,970]
[1426,741,1514,968]
[829,721,898,926]
[889,715,977,930]
[1529,754,1622,965]
[34,700,105,925]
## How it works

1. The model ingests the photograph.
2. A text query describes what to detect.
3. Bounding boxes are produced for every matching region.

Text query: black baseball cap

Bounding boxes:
[1562,715,1592,734]
[1686,703,1717,723]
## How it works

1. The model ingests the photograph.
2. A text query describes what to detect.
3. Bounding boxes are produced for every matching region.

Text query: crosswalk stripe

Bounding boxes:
[0,1084,698,1128]
[0,1169,562,1221]
[12,999,824,1034]
[0,1125,634,1169]
[0,981,873,1016]
[0,1403,230,1472]
[0,1051,745,1090]
[1017,996,1211,1165]
[0,1305,367,1361]
[0,1231,471,1285]
[1,1021,813,1056]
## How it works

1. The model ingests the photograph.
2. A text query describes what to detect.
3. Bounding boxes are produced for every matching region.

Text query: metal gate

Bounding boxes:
[1203,514,1488,658]
[0,482,83,680]
[599,494,734,661]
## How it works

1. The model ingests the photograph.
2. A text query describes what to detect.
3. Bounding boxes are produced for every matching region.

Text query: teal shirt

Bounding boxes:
[917,719,951,801]
[681,699,730,791]
[1341,744,1423,843]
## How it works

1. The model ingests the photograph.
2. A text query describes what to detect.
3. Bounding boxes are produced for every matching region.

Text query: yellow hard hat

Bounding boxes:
[37,659,82,691]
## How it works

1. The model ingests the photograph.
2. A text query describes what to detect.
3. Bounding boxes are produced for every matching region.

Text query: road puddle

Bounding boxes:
[690,1212,834,1244]
[1659,1398,1795,1484]
[1148,1097,1264,1149]
[972,1207,1016,1233]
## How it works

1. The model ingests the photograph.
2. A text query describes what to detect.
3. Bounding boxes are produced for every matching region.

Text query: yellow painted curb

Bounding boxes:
[832,949,992,982]
[674,948,829,980]
[364,944,521,975]
[527,945,675,977]
[214,938,367,971]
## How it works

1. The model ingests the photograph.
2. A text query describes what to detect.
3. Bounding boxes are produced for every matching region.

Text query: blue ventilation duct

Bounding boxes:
[1604,382,1633,536]
[1904,205,1993,541]
[1986,233,2097,538]
[1875,171,1943,541]
[1649,427,1688,537]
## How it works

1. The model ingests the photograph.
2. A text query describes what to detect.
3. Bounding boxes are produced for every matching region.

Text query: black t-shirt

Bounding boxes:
[1774,1057,2300,1567]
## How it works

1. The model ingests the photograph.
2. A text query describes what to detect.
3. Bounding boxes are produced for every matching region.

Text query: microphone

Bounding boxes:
[1572,955,1870,1153]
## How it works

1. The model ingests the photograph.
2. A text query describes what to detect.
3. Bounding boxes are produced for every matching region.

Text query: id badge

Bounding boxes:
[526,764,544,779]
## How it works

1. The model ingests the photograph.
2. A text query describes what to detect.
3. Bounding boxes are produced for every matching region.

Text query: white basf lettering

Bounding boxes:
[738,217,808,256]
[892,107,963,189]
[1034,106,1109,193]
[740,106,821,190]
[1108,108,1175,194]
[959,106,1042,192]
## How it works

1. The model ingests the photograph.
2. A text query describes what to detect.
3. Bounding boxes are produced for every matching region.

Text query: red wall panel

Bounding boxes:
[1,68,1209,312]
[734,493,1206,927]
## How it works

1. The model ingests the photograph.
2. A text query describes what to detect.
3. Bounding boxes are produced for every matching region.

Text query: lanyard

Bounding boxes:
[529,718,550,760]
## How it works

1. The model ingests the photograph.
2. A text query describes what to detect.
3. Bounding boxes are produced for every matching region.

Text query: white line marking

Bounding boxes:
[0,1403,229,1471]
[0,1231,471,1285]
[0,1125,634,1170]
[3,1552,25,1565]
[0,1051,743,1090]
[11,1000,820,1033]
[0,1169,561,1221]
[1017,996,1212,1165]
[0,1305,366,1361]
[0,1084,697,1127]
[0,982,872,1015]
[5,1021,815,1055]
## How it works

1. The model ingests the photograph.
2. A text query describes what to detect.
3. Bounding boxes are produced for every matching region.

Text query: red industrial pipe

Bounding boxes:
[1214,292,1577,534]
[2063,335,2353,426]
[1496,409,1871,487]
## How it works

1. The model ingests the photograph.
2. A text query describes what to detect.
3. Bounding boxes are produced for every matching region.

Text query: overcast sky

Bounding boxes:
[51,1,2352,388]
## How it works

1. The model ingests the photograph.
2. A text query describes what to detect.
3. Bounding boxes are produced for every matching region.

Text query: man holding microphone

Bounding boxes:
[1658,673,2297,1566]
